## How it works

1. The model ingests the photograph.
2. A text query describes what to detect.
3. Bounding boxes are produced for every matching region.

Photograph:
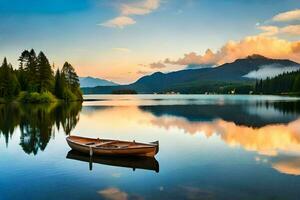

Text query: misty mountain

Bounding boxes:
[243,65,300,79]
[79,76,118,87]
[82,55,300,94]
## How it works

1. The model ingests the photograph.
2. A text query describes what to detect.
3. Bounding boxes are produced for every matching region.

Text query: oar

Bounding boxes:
[89,146,93,171]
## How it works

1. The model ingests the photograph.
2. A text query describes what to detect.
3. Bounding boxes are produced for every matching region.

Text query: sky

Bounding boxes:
[0,0,299,84]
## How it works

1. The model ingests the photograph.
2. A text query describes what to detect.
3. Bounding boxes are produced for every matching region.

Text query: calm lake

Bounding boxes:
[1,95,300,200]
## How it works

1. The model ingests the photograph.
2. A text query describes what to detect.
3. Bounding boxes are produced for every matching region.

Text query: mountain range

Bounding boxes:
[79,76,118,87]
[82,55,300,94]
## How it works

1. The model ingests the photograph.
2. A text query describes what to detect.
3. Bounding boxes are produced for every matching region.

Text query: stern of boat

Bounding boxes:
[150,141,159,155]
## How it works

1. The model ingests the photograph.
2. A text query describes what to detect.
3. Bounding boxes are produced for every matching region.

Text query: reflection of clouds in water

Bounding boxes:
[79,105,300,176]
[217,119,300,156]
[151,117,300,156]
[159,186,164,191]
[98,188,128,200]
[272,157,300,176]
[112,173,122,178]
[255,156,268,163]
[151,116,300,175]
[98,187,144,200]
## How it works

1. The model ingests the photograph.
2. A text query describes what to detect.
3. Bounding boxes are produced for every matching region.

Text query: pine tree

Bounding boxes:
[54,69,64,99]
[0,58,19,98]
[62,62,79,90]
[36,52,53,92]
[293,74,300,92]
[19,49,39,91]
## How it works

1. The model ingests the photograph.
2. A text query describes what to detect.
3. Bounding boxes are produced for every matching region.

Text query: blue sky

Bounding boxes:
[0,0,299,83]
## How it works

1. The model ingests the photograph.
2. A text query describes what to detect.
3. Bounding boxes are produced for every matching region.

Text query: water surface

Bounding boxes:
[1,95,300,200]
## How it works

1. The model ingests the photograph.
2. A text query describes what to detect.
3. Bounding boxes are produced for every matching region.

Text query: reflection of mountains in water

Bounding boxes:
[140,101,300,127]
[66,150,159,173]
[0,103,81,155]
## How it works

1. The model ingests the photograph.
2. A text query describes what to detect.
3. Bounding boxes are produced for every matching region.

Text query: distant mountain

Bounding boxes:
[82,55,300,94]
[79,76,118,87]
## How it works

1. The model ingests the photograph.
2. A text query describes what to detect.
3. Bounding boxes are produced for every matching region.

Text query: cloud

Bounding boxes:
[257,9,300,37]
[281,25,300,35]
[272,9,300,22]
[259,25,300,36]
[100,16,136,28]
[149,62,166,69]
[137,70,150,75]
[121,0,160,16]
[164,36,300,66]
[101,0,160,29]
[112,47,131,53]
[258,26,279,36]
[165,49,218,65]
[243,65,300,79]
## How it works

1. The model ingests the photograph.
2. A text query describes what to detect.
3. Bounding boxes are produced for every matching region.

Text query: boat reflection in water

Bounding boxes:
[66,150,159,173]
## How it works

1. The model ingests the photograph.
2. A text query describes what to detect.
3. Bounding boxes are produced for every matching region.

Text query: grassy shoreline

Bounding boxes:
[0,91,83,104]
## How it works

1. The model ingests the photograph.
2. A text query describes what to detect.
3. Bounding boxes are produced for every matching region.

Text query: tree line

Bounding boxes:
[0,49,82,102]
[254,70,300,95]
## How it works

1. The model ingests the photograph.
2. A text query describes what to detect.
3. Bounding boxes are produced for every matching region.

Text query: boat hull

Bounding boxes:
[66,150,159,172]
[66,136,159,157]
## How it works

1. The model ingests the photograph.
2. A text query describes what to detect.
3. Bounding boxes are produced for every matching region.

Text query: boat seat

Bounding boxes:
[85,142,96,145]
[92,141,117,148]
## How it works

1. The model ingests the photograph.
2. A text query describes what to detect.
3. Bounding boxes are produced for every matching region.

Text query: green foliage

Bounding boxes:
[55,67,82,101]
[293,74,300,92]
[18,91,57,103]
[54,69,64,99]
[63,88,77,101]
[0,58,20,99]
[19,49,38,91]
[0,49,82,103]
[254,70,300,95]
[62,62,80,91]
[36,51,53,92]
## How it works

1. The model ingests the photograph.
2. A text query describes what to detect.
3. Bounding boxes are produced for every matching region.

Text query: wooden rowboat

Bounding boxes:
[66,150,159,172]
[66,136,159,157]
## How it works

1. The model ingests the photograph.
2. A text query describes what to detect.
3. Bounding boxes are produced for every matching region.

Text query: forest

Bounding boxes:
[0,49,82,103]
[254,70,300,95]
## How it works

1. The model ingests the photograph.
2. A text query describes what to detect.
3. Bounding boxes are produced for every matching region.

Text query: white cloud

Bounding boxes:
[281,25,300,35]
[112,47,131,53]
[100,16,136,28]
[164,36,300,66]
[121,0,160,16]
[149,62,166,69]
[243,65,300,79]
[258,26,279,36]
[165,49,218,65]
[137,70,150,75]
[272,9,300,22]
[101,0,160,29]
[259,25,300,36]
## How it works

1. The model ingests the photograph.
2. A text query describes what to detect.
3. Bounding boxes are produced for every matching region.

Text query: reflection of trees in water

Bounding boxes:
[0,103,81,155]
[272,101,300,115]
[140,101,300,128]
[0,104,21,145]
